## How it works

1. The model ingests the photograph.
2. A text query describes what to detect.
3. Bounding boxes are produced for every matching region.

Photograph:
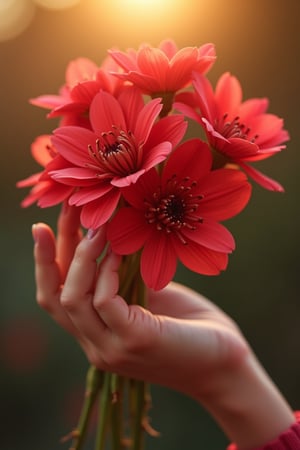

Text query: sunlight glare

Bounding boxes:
[98,0,185,43]
[0,0,35,42]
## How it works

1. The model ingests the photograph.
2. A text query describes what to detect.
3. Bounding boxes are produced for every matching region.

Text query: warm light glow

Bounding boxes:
[96,0,187,44]
[0,0,35,42]
[33,0,81,10]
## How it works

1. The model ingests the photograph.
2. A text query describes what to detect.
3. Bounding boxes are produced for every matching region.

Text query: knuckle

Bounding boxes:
[36,291,52,312]
[60,292,77,311]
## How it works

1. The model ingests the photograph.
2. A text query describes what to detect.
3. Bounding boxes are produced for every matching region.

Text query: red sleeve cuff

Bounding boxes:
[227,412,300,450]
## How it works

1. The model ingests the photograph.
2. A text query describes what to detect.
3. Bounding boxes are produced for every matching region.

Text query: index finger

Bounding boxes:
[56,202,83,279]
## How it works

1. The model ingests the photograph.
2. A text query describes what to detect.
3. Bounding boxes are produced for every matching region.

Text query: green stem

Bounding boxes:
[111,374,122,450]
[66,366,103,450]
[132,380,146,450]
[94,371,112,450]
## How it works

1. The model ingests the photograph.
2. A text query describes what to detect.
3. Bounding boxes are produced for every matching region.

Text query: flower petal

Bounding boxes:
[69,183,113,205]
[147,114,187,150]
[111,169,146,187]
[107,208,149,254]
[65,57,98,88]
[31,135,53,167]
[80,189,120,229]
[215,72,242,116]
[71,80,102,105]
[238,161,284,192]
[38,184,73,207]
[192,73,217,123]
[121,168,160,210]
[142,142,172,171]
[133,98,162,143]
[199,169,252,220]
[30,95,67,110]
[117,87,144,129]
[162,139,212,185]
[90,91,127,135]
[168,47,199,89]
[173,237,228,275]
[50,167,99,186]
[182,219,235,253]
[137,46,170,89]
[141,232,177,290]
[52,127,96,166]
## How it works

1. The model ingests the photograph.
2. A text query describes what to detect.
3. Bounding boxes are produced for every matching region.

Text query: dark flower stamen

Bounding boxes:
[144,175,203,244]
[87,126,144,177]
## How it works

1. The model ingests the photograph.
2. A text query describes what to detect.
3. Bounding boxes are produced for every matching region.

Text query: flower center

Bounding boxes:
[216,113,258,142]
[144,175,203,244]
[87,126,143,178]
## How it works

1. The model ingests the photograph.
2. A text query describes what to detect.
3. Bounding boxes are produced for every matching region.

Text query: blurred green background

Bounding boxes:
[0,0,299,449]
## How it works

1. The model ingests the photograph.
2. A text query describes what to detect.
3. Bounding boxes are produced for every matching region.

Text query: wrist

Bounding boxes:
[197,350,295,449]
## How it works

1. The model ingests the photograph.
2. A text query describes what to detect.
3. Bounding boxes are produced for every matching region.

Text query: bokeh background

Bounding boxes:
[0,0,299,449]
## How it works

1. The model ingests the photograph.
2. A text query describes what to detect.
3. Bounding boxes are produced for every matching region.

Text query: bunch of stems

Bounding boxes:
[62,253,158,450]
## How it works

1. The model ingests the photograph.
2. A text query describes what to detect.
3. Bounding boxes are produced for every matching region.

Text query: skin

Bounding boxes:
[32,204,295,450]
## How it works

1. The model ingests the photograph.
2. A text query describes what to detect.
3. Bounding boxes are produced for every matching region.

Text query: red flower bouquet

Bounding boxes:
[18,39,288,450]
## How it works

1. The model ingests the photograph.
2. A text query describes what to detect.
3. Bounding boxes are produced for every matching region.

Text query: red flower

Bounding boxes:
[107,139,251,290]
[175,72,289,191]
[109,39,215,114]
[30,56,125,127]
[50,87,187,229]
[17,135,73,208]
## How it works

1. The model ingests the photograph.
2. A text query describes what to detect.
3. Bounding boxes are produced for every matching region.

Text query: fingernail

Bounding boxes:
[32,224,39,243]
[87,228,98,239]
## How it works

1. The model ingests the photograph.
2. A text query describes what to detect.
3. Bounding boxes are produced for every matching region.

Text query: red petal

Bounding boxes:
[137,46,169,89]
[52,127,96,166]
[69,183,113,206]
[111,169,146,187]
[173,237,228,275]
[141,232,177,290]
[71,80,102,105]
[107,208,149,254]
[38,184,73,207]
[122,168,160,210]
[17,172,41,188]
[239,98,269,122]
[238,161,284,192]
[90,91,126,135]
[147,114,187,150]
[108,49,138,72]
[80,189,120,229]
[142,142,172,171]
[50,167,98,185]
[168,47,198,89]
[117,87,144,128]
[215,73,242,116]
[31,135,53,167]
[199,169,252,220]
[182,219,235,253]
[29,95,66,110]
[65,57,98,88]
[134,98,162,143]
[192,73,217,123]
[162,139,212,185]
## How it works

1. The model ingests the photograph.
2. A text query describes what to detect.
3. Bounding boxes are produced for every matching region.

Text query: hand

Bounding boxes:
[32,205,295,450]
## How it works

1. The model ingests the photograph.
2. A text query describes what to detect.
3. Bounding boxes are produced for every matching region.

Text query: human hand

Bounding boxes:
[32,207,294,449]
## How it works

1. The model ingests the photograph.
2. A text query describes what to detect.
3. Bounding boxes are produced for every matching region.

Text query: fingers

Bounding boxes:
[32,223,80,337]
[60,227,112,341]
[93,250,130,332]
[56,203,82,279]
